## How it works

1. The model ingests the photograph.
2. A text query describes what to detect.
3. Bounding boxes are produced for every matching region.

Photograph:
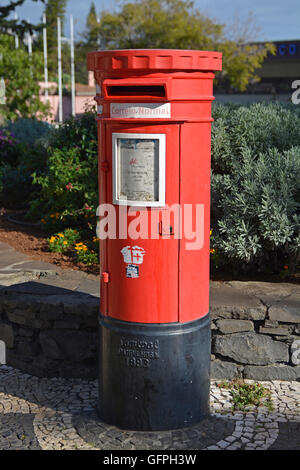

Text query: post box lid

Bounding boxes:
[87,49,222,73]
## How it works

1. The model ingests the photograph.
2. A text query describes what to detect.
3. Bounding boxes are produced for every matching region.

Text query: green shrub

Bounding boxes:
[0,127,20,165]
[0,124,49,208]
[27,112,98,234]
[5,119,52,146]
[0,164,33,208]
[211,103,300,274]
[211,102,300,174]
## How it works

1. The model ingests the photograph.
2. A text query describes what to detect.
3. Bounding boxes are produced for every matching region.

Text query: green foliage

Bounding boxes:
[75,245,98,265]
[0,163,33,208]
[0,34,49,121]
[48,229,98,265]
[48,228,80,253]
[218,380,274,412]
[0,119,51,208]
[85,0,274,91]
[0,0,44,37]
[211,103,300,274]
[5,118,51,146]
[28,112,98,230]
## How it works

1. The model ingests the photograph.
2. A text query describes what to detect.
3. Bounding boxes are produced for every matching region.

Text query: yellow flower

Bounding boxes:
[41,218,46,224]
[57,233,64,238]
[92,236,99,242]
[210,230,212,236]
[210,248,215,254]
[63,241,68,245]
[49,236,56,243]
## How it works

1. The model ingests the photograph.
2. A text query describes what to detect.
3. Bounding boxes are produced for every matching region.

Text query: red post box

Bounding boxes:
[88,49,222,431]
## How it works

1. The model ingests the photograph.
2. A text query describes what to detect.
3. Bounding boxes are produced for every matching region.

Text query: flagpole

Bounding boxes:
[43,14,49,102]
[14,13,19,49]
[57,17,63,123]
[70,15,75,117]
[27,18,32,56]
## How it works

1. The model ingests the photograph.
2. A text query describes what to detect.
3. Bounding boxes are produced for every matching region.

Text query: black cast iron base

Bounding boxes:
[97,314,211,431]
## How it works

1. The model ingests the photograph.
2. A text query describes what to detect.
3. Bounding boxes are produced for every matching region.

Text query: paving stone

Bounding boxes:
[0,251,29,270]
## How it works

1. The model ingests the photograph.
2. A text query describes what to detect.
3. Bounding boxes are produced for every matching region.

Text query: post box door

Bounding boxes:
[104,123,180,324]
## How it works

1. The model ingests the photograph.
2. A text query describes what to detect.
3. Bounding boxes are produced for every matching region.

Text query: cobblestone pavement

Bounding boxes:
[0,365,299,451]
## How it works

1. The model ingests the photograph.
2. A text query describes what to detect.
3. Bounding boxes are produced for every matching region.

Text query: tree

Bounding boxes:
[0,0,44,37]
[0,34,49,121]
[84,1,99,50]
[89,0,275,92]
[74,2,99,84]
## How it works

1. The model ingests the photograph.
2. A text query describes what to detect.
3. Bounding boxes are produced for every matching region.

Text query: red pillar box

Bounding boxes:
[88,49,222,431]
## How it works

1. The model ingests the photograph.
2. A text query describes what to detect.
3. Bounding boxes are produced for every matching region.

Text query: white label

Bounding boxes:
[112,133,166,207]
[110,103,171,118]
[117,138,159,202]
[121,246,146,265]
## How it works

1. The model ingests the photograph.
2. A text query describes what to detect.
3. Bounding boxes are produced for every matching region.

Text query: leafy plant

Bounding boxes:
[211,103,300,275]
[48,228,80,253]
[5,118,52,146]
[75,243,98,265]
[0,34,49,121]
[28,112,98,229]
[218,380,274,412]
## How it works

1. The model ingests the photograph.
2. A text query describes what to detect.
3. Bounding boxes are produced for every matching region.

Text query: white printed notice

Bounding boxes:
[111,103,171,118]
[117,138,159,202]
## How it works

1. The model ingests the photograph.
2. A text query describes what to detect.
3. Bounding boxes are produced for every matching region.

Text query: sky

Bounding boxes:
[2,0,300,42]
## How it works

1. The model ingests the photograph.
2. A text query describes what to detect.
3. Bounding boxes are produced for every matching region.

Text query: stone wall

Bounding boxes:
[0,279,299,381]
[211,298,300,382]
[0,280,99,378]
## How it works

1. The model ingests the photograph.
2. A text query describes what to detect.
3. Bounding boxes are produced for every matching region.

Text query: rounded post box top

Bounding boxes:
[87,49,222,73]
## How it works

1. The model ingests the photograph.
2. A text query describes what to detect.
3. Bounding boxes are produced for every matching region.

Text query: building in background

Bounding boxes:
[39,71,96,122]
[216,40,300,105]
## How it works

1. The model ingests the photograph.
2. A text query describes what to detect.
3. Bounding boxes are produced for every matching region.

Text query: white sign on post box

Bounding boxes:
[112,133,166,207]
[110,103,171,119]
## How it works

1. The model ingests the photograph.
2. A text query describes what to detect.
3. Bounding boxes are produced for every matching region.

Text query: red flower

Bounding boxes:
[66,182,73,190]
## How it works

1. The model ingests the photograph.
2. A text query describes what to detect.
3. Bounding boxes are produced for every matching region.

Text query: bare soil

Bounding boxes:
[0,209,99,276]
